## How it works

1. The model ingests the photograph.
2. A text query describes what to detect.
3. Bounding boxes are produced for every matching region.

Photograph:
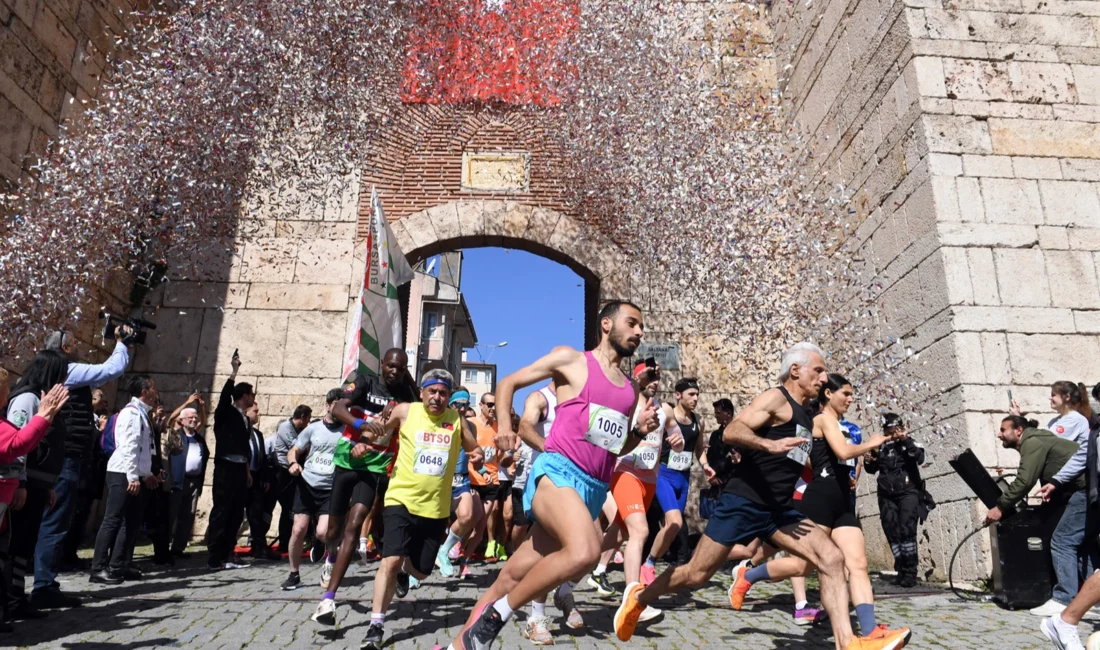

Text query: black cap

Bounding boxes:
[882,412,904,430]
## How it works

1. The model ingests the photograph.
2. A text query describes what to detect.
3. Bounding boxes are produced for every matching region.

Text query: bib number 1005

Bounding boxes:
[585,406,628,454]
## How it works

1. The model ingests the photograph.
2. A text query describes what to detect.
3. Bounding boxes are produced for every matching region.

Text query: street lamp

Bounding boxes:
[474,341,508,362]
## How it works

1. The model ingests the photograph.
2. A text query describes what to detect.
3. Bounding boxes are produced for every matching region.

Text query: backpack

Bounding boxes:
[100,413,119,457]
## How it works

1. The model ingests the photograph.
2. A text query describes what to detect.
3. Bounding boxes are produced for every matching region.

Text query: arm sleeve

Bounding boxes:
[7,394,38,481]
[864,450,880,474]
[997,438,1044,509]
[115,410,142,483]
[64,341,130,389]
[0,416,51,464]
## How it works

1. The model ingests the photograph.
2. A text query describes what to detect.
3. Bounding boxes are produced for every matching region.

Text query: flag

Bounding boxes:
[400,0,579,106]
[342,187,415,380]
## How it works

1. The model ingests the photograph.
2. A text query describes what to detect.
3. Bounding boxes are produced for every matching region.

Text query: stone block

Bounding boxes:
[1068,228,1100,251]
[963,155,1013,178]
[524,206,563,247]
[1038,180,1100,228]
[273,220,355,241]
[913,56,947,97]
[993,248,1051,306]
[967,248,1001,304]
[953,305,1076,333]
[289,238,352,286]
[1075,310,1100,333]
[1012,156,1062,180]
[928,153,963,176]
[246,283,349,311]
[990,118,1100,159]
[922,114,992,154]
[1073,64,1100,105]
[1045,251,1100,308]
[455,200,486,239]
[911,37,989,60]
[1007,333,1100,384]
[956,176,985,222]
[931,176,961,221]
[424,202,461,243]
[501,202,533,240]
[940,247,973,304]
[196,309,290,377]
[400,208,438,254]
[131,307,203,374]
[33,4,75,68]
[1038,226,1069,250]
[1062,158,1100,181]
[239,238,297,283]
[980,331,1012,383]
[167,240,240,283]
[480,200,509,246]
[163,282,248,310]
[981,177,1043,225]
[967,11,1096,46]
[282,311,346,379]
[387,219,416,258]
[939,222,1038,248]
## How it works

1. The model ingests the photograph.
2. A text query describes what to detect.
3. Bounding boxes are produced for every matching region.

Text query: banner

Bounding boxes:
[400,0,579,106]
[342,188,415,380]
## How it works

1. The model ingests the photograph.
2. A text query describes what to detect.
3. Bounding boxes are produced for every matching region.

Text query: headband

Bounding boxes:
[675,378,699,393]
[422,377,452,390]
[449,389,471,406]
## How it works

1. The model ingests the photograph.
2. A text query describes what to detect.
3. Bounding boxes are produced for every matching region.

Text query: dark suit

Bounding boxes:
[206,380,251,568]
[246,427,275,554]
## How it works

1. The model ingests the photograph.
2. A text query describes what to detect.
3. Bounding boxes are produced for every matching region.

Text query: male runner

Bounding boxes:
[443,300,659,650]
[467,394,506,562]
[356,368,483,650]
[309,348,417,625]
[613,342,912,650]
[437,388,485,578]
[643,377,714,584]
[281,389,342,590]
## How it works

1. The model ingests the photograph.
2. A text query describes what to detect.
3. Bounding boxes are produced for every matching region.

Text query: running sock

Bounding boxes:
[371,612,385,626]
[558,581,576,597]
[323,590,335,601]
[359,537,368,550]
[594,564,608,576]
[855,603,876,635]
[743,564,770,584]
[795,600,808,611]
[531,601,546,618]
[493,596,514,622]
[644,556,656,567]
[441,530,463,556]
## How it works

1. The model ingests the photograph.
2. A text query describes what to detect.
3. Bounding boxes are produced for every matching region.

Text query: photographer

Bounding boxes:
[206,351,255,571]
[88,375,160,584]
[32,327,132,609]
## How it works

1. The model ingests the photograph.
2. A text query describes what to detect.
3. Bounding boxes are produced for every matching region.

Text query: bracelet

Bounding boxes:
[352,418,366,431]
[630,425,644,439]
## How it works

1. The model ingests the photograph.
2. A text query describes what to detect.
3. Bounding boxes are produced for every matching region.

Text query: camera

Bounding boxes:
[99,312,157,346]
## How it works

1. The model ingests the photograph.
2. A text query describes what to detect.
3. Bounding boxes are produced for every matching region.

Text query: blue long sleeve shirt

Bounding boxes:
[64,341,129,389]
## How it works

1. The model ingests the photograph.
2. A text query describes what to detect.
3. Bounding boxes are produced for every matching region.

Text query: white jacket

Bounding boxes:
[107,397,154,482]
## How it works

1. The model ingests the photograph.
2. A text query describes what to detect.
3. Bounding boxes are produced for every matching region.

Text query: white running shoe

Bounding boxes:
[311,598,337,626]
[520,614,554,645]
[1088,631,1100,650]
[1042,616,1084,650]
[1033,599,1069,617]
[638,605,663,622]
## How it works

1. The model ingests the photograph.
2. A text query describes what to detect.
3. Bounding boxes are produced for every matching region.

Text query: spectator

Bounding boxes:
[88,375,160,585]
[60,389,113,571]
[864,413,926,588]
[268,405,312,556]
[166,395,208,557]
[985,415,1082,526]
[0,371,67,632]
[206,352,254,571]
[245,403,277,560]
[3,350,69,620]
[146,402,174,566]
[35,329,131,609]
[1021,382,1095,618]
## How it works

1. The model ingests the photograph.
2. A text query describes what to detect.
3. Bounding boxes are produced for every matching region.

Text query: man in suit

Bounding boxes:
[206,352,255,571]
[245,404,278,560]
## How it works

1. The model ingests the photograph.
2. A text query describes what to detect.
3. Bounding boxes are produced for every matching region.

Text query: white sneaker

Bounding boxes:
[1033,599,1069,617]
[1088,631,1100,650]
[638,605,663,622]
[1042,616,1084,650]
[321,562,333,588]
[311,598,337,626]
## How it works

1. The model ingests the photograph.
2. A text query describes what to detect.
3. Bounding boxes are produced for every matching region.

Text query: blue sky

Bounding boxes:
[459,247,585,412]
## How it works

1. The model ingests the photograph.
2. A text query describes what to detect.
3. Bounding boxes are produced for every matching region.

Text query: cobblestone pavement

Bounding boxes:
[6,549,1090,649]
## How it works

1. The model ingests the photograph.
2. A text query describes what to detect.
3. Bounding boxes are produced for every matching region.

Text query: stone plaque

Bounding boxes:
[636,343,680,371]
[461,152,530,192]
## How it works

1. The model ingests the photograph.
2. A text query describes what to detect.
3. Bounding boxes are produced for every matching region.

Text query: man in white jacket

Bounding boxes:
[88,375,160,584]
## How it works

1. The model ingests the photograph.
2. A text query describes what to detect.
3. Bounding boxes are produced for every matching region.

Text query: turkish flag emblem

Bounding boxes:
[401,0,579,106]
[1057,425,1065,434]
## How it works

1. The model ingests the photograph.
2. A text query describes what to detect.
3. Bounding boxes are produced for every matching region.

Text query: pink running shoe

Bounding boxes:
[449,542,463,561]
[794,606,828,626]
[640,563,656,587]
[460,561,473,579]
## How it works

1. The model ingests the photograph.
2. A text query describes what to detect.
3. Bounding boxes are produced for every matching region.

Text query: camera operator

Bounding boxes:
[31,327,132,609]
[206,351,255,571]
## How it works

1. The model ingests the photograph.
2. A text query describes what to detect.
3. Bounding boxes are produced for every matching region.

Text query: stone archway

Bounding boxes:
[387,199,635,348]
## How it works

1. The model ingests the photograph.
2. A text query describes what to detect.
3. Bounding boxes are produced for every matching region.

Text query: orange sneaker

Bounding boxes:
[848,625,912,650]
[613,582,646,641]
[728,565,754,610]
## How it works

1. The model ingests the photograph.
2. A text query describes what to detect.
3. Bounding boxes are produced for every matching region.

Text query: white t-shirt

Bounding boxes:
[1048,411,1090,446]
[294,420,343,490]
[184,433,203,475]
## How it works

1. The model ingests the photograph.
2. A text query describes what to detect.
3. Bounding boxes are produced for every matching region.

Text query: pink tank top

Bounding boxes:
[545,352,637,483]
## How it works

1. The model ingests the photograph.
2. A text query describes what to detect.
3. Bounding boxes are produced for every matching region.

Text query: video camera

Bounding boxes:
[99,312,157,346]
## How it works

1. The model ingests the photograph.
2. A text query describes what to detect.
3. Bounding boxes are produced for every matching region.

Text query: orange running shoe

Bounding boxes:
[613,582,646,642]
[728,565,754,610]
[848,625,912,650]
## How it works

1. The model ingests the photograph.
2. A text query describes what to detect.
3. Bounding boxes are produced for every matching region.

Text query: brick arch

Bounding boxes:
[388,199,634,347]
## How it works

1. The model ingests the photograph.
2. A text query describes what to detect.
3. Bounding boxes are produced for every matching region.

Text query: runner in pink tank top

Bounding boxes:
[442,301,660,650]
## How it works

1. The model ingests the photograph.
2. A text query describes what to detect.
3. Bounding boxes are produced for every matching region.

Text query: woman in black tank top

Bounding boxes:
[745,374,900,637]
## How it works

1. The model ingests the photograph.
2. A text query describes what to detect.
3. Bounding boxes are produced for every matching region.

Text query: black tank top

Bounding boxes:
[809,432,850,494]
[660,410,699,470]
[724,386,816,508]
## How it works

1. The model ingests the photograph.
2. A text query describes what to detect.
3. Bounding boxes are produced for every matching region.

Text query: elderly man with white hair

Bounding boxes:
[166,394,209,557]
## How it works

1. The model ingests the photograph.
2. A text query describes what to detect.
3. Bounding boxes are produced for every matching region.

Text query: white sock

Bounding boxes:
[531,601,546,617]
[359,537,368,549]
[558,581,575,597]
[795,600,808,610]
[493,596,514,622]
[1054,614,1077,631]
[371,612,385,626]
[441,530,463,556]
[594,564,607,576]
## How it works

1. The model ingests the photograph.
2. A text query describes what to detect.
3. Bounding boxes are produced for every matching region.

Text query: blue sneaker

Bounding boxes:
[437,547,456,577]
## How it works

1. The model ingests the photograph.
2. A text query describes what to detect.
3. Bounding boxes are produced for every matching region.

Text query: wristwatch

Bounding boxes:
[630,425,645,439]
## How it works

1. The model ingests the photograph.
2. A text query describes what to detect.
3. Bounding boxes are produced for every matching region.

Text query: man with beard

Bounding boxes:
[442,301,659,650]
[310,348,417,625]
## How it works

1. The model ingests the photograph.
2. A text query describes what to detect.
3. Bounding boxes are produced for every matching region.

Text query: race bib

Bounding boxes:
[482,445,497,463]
[303,452,335,476]
[585,405,629,454]
[667,450,693,471]
[452,472,470,488]
[786,424,812,466]
[413,430,453,476]
[842,457,857,467]
[634,447,659,470]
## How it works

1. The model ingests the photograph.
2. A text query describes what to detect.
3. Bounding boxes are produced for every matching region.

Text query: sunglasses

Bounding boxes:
[452,401,470,409]
[484,402,497,408]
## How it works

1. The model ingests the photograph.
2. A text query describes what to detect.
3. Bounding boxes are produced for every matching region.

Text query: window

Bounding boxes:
[464,369,477,384]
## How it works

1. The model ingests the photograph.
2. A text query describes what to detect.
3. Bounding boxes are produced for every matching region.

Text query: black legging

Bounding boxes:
[7,481,50,608]
[206,461,248,566]
[878,488,920,579]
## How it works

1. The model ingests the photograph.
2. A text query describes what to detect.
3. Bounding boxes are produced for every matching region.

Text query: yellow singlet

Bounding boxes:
[384,403,463,519]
